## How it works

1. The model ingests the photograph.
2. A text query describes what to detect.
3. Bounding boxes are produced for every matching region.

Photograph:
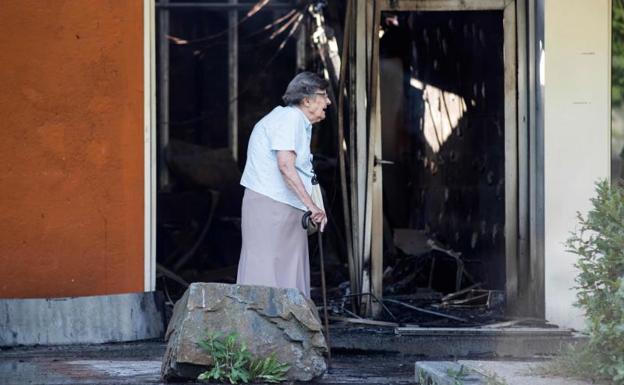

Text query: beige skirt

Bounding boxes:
[236,188,310,297]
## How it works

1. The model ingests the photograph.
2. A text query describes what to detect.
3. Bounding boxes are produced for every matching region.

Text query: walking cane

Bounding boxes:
[302,211,331,364]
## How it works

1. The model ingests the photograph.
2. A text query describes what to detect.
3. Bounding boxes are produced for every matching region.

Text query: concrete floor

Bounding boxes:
[0,327,591,385]
[0,341,415,385]
[1,342,603,385]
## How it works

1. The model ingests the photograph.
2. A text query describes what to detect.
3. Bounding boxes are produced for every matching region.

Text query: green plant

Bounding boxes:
[248,353,290,383]
[565,180,624,384]
[467,365,508,385]
[196,331,290,384]
[483,372,507,385]
[535,344,608,382]
[446,365,508,385]
[613,0,624,106]
[446,365,468,385]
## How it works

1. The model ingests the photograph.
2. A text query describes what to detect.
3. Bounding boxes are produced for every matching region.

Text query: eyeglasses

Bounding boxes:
[313,92,329,99]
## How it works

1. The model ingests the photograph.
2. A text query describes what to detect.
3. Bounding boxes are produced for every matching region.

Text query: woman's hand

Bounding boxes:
[277,151,327,232]
[309,204,327,232]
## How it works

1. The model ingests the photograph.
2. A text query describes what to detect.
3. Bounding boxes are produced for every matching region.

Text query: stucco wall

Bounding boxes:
[0,0,144,298]
[544,0,611,329]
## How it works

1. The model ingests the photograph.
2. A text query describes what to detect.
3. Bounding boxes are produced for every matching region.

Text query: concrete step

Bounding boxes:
[0,292,166,347]
[330,326,586,358]
[415,361,489,385]
[415,360,598,385]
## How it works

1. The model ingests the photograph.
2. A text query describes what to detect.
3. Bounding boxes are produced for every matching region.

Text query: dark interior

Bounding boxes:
[155,4,510,326]
[379,11,506,297]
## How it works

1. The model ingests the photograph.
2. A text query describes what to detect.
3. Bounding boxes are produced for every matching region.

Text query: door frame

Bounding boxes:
[144,0,157,292]
[373,0,532,314]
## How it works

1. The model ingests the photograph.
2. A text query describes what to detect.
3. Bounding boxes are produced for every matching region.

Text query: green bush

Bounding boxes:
[566,180,624,383]
[196,331,290,384]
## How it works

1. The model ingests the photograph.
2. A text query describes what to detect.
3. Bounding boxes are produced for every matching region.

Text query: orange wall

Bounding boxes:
[0,0,145,298]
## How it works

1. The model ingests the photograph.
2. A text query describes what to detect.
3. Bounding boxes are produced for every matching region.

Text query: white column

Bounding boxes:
[544,0,611,329]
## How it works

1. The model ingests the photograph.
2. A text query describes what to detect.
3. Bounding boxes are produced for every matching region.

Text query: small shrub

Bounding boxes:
[196,331,289,384]
[483,373,507,385]
[446,364,468,385]
[565,180,624,383]
[248,353,290,383]
[535,344,609,382]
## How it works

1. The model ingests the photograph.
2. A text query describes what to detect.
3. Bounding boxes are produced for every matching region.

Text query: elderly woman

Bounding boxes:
[236,72,330,298]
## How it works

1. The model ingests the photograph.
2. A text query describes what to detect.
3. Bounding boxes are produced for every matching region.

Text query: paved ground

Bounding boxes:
[0,339,598,385]
[0,341,415,385]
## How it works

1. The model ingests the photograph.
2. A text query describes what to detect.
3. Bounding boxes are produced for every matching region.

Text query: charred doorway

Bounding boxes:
[378,10,510,309]
[154,1,302,300]
[153,1,345,304]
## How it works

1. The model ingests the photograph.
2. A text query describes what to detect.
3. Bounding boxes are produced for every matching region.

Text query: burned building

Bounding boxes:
[0,0,613,346]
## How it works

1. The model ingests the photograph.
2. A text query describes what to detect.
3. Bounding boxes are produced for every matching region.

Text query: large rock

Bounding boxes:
[161,283,327,382]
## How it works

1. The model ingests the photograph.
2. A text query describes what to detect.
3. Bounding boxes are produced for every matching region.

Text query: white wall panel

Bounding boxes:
[544,0,611,329]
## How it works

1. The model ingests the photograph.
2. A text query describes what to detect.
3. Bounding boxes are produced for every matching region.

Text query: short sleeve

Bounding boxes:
[267,109,299,152]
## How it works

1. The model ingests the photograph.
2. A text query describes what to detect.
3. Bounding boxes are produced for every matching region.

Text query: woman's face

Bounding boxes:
[302,90,331,124]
